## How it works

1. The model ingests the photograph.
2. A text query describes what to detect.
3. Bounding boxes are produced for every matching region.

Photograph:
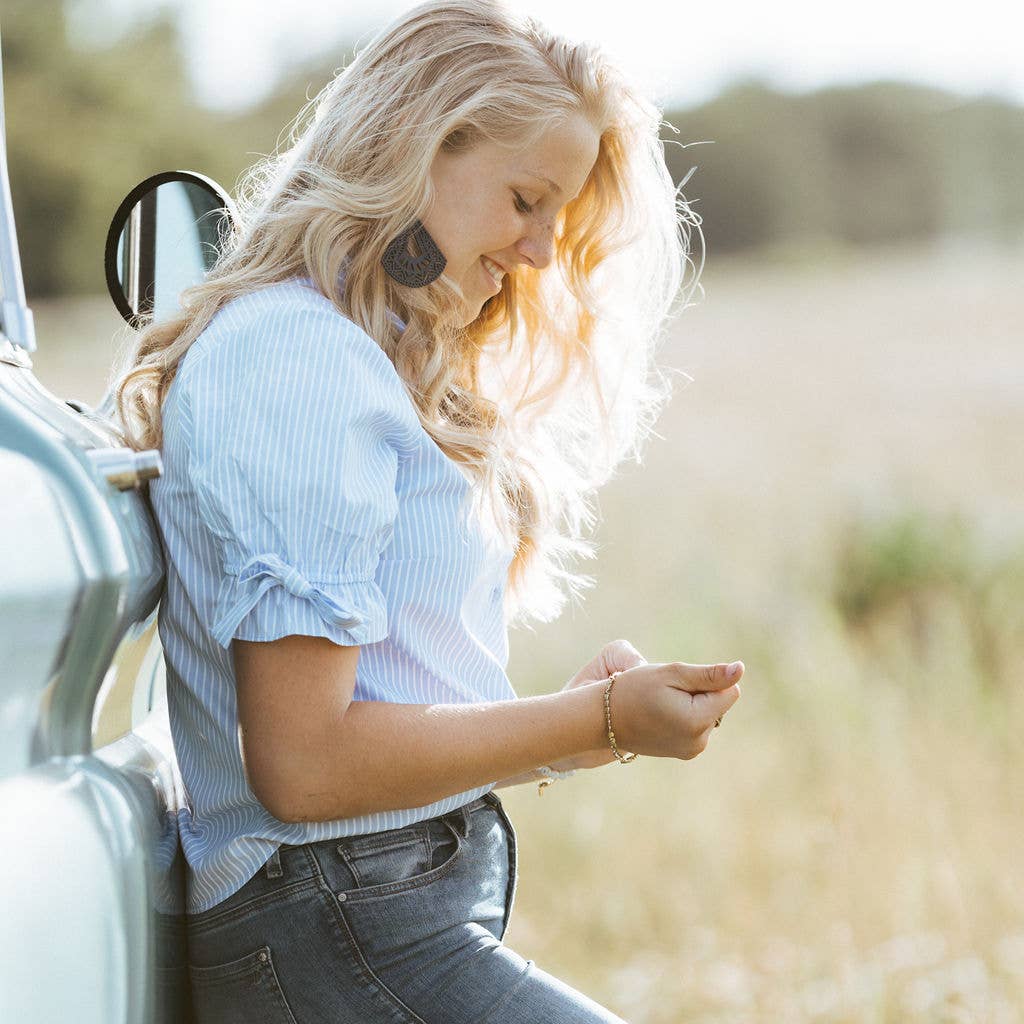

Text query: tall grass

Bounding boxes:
[497,241,1024,1022]
[504,504,1024,1022]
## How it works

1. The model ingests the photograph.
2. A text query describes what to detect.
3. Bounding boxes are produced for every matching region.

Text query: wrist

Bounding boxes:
[543,684,606,774]
[564,674,639,771]
[546,678,631,774]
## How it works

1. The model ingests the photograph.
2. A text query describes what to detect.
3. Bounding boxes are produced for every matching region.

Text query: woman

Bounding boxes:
[111,1,743,1020]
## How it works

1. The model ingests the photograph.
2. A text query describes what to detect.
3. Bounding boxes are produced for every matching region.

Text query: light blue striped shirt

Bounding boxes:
[149,277,516,914]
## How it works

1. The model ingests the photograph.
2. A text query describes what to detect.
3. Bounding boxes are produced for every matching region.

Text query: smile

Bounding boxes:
[480,256,505,291]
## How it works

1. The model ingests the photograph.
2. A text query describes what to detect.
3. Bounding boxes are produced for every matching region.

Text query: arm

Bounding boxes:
[324,691,604,815]
[234,634,608,823]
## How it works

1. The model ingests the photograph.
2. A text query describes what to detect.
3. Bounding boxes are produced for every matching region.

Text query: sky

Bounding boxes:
[77,0,1024,112]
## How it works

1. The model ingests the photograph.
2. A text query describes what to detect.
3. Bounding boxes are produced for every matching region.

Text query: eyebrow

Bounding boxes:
[522,170,563,196]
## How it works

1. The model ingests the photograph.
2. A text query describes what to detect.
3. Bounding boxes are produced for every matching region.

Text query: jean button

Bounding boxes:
[337,892,348,902]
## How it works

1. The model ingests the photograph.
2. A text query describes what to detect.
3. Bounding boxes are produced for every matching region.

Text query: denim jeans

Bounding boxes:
[185,789,629,1023]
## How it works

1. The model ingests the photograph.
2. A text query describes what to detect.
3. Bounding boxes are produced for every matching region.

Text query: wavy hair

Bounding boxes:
[107,0,702,629]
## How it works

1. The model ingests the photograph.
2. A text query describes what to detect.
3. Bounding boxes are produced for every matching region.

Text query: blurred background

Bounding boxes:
[5,1,1023,1020]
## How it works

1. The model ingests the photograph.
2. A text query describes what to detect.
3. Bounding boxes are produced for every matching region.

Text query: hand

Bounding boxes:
[552,647,746,772]
[561,637,648,693]
[609,660,744,761]
[551,639,648,771]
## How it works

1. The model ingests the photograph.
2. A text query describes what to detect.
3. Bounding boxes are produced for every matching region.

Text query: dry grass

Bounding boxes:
[498,240,1024,1023]
[27,239,1024,1022]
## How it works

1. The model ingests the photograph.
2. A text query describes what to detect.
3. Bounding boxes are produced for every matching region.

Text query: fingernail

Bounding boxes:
[727,661,743,679]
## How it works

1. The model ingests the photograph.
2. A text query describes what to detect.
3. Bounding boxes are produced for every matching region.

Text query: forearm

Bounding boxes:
[276,682,608,822]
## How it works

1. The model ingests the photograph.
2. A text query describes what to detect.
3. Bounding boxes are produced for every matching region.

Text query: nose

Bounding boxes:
[516,217,556,271]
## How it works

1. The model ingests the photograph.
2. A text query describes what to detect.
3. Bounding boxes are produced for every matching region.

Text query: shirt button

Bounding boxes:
[490,587,501,602]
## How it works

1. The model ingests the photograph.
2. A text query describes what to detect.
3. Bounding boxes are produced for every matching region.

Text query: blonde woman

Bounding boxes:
[112,1,743,1020]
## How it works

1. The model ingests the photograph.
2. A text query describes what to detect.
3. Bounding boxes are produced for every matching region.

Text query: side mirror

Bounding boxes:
[104,170,236,328]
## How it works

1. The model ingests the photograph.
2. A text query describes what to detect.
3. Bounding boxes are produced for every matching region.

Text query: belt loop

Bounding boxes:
[452,802,472,841]
[264,847,283,879]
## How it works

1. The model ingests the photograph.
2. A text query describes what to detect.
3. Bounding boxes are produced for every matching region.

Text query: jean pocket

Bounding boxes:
[188,945,298,1024]
[335,815,466,901]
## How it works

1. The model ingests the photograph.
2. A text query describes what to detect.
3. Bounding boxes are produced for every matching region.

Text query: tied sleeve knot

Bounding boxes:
[211,552,364,648]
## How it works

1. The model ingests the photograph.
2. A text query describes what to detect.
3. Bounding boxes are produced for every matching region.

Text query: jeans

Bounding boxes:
[185,789,629,1023]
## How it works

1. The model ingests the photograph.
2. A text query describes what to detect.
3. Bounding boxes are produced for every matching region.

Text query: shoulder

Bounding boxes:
[179,279,411,406]
[176,279,420,452]
[180,279,391,377]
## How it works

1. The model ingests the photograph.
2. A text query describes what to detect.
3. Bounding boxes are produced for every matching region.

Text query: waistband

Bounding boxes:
[458,791,501,815]
[265,789,502,880]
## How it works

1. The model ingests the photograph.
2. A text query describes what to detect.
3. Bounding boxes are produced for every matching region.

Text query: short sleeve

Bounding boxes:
[181,301,406,649]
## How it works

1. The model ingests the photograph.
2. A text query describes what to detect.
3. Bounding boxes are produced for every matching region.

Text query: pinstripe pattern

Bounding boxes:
[149,278,516,914]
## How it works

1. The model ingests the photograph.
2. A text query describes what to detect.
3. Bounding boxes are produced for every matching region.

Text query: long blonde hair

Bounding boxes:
[108,0,701,629]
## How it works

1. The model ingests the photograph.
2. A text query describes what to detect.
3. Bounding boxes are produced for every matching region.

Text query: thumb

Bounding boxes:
[673,660,744,692]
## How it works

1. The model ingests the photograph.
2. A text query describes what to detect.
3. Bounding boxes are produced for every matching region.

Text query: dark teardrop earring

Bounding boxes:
[381,219,447,287]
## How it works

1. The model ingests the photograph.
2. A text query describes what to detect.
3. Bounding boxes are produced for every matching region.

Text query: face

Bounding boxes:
[421,110,601,325]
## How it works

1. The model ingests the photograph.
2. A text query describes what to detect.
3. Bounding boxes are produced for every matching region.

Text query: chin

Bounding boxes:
[472,294,500,323]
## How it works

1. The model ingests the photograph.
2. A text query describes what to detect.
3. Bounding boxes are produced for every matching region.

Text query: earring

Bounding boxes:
[381,219,446,287]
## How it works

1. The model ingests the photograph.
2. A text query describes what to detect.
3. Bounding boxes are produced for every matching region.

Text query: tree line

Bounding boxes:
[4,1,1022,297]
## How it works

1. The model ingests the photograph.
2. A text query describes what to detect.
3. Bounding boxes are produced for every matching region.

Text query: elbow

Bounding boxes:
[261,783,300,824]
[256,782,342,825]
[250,769,356,824]
[241,754,315,823]
[247,771,299,824]
[240,711,357,824]
[270,805,317,826]
[233,632,361,823]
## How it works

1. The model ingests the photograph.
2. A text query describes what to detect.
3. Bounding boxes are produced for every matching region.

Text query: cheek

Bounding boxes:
[431,188,519,264]
[472,205,521,256]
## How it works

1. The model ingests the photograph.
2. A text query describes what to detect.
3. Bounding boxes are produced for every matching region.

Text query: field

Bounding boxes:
[29,239,1024,1022]
[497,240,1024,1023]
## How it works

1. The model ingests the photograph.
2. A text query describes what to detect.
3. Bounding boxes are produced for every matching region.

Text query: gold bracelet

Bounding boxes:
[604,670,639,763]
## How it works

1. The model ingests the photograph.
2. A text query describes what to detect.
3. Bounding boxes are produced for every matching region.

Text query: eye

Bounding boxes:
[512,191,534,215]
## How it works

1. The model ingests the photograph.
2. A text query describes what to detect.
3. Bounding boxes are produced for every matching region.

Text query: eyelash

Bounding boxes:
[513,191,534,215]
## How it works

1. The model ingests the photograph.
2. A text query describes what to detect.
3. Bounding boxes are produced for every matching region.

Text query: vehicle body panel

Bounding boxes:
[1,43,193,1019]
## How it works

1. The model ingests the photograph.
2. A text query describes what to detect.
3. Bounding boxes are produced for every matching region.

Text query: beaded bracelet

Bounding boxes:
[604,670,639,763]
[536,763,577,796]
[537,670,639,795]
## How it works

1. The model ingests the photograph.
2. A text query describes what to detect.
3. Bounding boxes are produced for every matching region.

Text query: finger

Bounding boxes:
[682,722,717,760]
[671,660,744,693]
[604,638,648,671]
[691,684,741,727]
